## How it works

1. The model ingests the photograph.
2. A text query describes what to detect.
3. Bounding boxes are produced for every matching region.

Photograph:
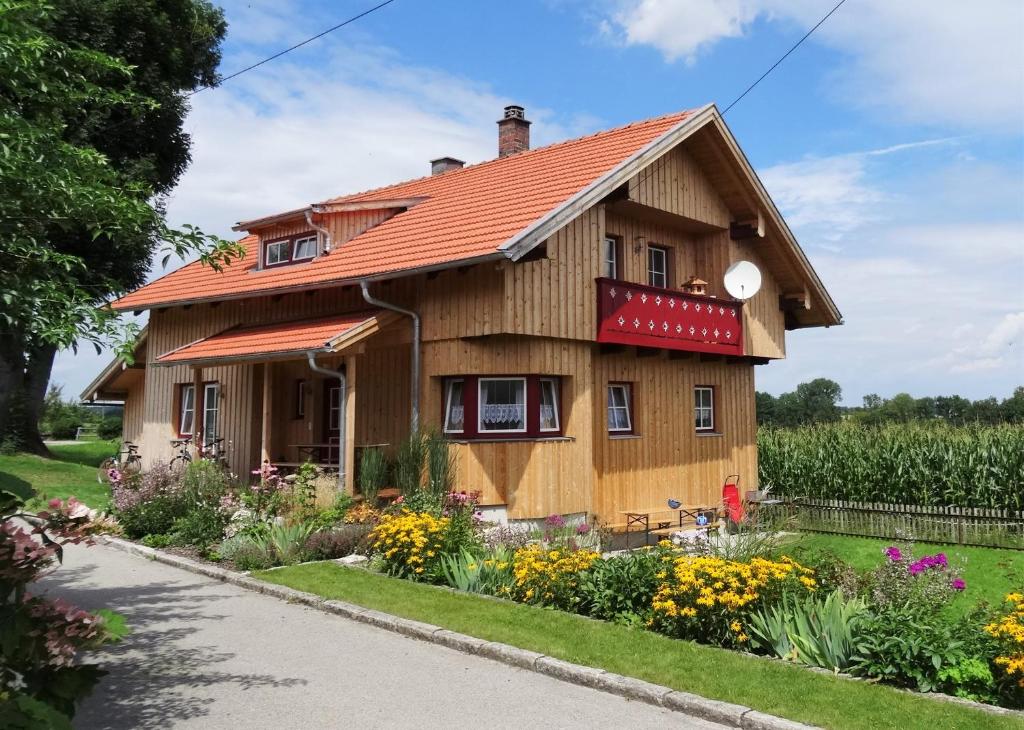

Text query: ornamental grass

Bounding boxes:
[649,551,816,649]
[369,511,449,580]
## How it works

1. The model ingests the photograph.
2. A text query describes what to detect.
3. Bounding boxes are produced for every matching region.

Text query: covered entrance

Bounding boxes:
[155,310,409,492]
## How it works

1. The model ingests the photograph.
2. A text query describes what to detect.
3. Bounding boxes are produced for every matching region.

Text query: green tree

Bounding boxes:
[1002,386,1024,423]
[755,391,778,425]
[0,0,240,453]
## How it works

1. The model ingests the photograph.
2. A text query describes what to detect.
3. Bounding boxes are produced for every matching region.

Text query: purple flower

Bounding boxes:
[576,523,592,535]
[544,514,566,528]
[885,546,902,562]
[951,578,966,591]
[935,553,948,567]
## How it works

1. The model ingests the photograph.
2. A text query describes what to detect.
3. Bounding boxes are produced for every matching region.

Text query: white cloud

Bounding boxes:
[603,0,1024,131]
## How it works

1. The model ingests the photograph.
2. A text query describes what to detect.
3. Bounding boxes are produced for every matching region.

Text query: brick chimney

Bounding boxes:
[430,156,465,175]
[497,105,531,157]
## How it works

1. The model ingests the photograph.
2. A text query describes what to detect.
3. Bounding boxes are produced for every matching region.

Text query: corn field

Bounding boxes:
[758,422,1024,511]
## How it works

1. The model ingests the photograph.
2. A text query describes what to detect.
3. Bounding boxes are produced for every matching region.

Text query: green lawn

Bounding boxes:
[0,440,116,509]
[789,533,1024,615]
[256,563,1021,730]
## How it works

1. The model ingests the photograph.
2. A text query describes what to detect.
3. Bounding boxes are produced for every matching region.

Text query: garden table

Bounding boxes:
[620,505,719,548]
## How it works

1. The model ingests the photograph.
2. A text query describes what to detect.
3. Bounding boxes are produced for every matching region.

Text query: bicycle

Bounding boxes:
[200,437,230,469]
[169,436,194,472]
[97,441,142,484]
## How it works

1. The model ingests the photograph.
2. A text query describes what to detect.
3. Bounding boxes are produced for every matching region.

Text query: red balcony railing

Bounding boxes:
[596,278,744,356]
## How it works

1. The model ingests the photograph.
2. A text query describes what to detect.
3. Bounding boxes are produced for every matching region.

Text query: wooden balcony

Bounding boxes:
[596,277,744,356]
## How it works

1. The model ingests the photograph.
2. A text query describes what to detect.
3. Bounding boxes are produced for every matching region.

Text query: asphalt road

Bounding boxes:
[41,543,725,729]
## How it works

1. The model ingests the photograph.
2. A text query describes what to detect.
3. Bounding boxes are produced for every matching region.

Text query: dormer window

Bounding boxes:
[263,232,318,268]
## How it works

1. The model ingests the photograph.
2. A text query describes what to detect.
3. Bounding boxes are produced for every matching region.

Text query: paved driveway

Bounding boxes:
[41,544,723,729]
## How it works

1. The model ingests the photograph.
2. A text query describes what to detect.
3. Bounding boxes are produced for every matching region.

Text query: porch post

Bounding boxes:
[192,366,204,457]
[343,354,357,495]
[260,362,272,464]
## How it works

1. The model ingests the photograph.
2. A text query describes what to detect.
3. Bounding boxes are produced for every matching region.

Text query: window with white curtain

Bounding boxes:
[292,235,317,260]
[478,378,526,432]
[202,383,220,445]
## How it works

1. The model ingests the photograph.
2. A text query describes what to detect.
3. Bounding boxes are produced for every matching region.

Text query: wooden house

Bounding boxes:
[82,104,840,525]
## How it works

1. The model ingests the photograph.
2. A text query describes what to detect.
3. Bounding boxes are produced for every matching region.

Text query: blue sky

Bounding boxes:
[58,0,1024,406]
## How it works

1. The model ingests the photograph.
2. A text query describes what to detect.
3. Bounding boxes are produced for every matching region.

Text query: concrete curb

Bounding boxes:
[100,536,819,729]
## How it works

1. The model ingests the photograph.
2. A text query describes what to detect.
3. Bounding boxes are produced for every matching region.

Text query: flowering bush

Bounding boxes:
[505,544,600,611]
[369,511,449,580]
[869,544,965,614]
[649,552,816,649]
[0,490,127,724]
[530,514,601,552]
[985,592,1024,707]
[344,502,382,525]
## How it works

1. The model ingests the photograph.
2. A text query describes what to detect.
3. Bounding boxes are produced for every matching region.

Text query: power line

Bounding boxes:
[722,0,849,116]
[189,0,398,96]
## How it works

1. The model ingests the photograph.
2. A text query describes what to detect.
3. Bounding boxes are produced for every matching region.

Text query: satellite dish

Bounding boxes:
[723,260,762,300]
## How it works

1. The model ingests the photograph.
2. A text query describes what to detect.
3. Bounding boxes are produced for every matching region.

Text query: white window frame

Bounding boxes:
[603,236,618,279]
[328,385,341,432]
[695,386,715,432]
[265,240,290,266]
[179,384,195,436]
[647,245,668,288]
[538,378,560,432]
[477,377,527,434]
[443,379,465,434]
[292,235,317,261]
[607,383,633,433]
[203,383,220,446]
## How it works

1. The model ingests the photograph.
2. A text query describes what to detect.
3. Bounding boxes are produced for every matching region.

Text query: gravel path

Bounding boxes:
[41,543,724,729]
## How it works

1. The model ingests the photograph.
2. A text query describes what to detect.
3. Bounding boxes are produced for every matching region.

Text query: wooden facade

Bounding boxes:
[93,121,835,524]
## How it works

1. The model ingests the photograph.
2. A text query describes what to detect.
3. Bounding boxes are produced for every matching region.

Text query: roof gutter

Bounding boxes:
[306,352,346,491]
[305,209,333,253]
[360,281,419,435]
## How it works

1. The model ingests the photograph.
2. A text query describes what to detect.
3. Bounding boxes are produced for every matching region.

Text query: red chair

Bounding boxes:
[722,474,744,527]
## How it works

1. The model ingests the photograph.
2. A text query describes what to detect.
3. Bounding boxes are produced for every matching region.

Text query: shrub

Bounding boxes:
[303,524,372,560]
[219,535,276,572]
[531,514,601,552]
[852,607,975,692]
[308,492,355,532]
[423,428,456,500]
[45,412,82,440]
[506,544,600,612]
[97,416,122,440]
[985,592,1024,707]
[579,547,668,625]
[649,553,817,649]
[866,544,966,614]
[393,432,425,496]
[369,511,449,580]
[169,506,230,548]
[747,590,869,671]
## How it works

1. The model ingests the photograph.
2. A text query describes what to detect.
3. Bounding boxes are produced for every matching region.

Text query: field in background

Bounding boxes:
[759,422,1024,511]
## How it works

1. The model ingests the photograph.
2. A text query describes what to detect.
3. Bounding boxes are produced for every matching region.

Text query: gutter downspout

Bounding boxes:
[305,209,333,253]
[306,352,346,491]
[360,281,419,434]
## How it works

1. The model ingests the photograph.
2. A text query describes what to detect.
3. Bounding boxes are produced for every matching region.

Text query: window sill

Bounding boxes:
[696,431,724,438]
[608,433,641,440]
[448,436,574,444]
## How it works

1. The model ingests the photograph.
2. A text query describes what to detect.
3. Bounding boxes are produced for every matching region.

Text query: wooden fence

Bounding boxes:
[779,497,1024,550]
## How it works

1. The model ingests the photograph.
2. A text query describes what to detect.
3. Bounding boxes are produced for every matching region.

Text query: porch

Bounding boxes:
[154,310,412,492]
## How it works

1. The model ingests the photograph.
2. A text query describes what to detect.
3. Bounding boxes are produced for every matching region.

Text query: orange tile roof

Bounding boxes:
[114,109,698,310]
[156,312,381,365]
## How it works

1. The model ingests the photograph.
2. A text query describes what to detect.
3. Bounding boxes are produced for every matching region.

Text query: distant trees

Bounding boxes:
[755,378,842,427]
[756,384,1024,427]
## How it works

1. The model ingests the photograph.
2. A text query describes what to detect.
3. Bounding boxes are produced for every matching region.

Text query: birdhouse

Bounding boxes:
[681,276,708,296]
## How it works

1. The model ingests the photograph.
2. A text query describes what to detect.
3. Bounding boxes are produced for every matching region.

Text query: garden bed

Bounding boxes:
[256,562,1021,730]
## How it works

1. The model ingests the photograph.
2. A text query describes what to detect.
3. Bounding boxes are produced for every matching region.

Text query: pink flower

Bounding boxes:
[951,578,966,591]
[884,546,902,562]
[48,498,62,509]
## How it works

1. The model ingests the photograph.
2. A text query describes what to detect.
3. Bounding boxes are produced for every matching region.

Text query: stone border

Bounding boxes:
[99,537,814,729]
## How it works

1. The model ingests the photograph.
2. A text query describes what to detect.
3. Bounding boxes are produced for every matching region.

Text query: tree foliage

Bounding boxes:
[0,0,241,451]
